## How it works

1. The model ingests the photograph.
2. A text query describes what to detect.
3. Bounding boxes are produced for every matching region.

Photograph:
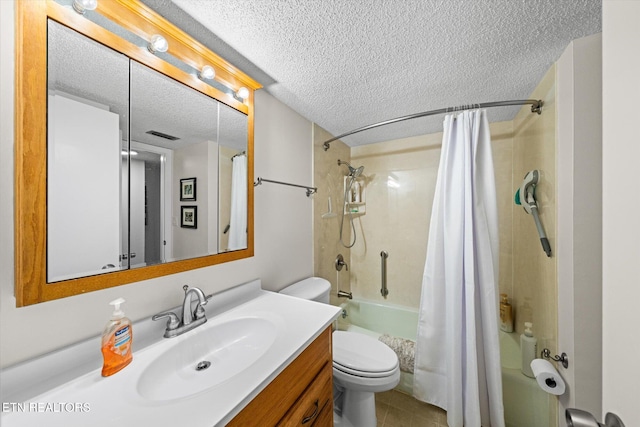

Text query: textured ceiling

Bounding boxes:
[157,0,601,146]
[48,20,247,153]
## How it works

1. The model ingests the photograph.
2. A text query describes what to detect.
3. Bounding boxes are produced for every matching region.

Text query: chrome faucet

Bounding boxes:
[182,285,207,326]
[152,285,209,338]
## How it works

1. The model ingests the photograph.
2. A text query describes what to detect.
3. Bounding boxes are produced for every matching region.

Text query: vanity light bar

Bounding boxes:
[236,87,249,100]
[72,0,98,15]
[147,34,169,54]
[198,65,215,81]
[67,0,257,106]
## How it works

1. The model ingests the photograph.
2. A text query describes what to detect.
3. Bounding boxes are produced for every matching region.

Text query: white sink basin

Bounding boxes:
[1,282,342,427]
[137,316,277,402]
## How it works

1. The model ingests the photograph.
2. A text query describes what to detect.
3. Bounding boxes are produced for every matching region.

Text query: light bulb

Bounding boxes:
[199,65,215,81]
[72,0,98,14]
[236,87,249,100]
[147,35,168,54]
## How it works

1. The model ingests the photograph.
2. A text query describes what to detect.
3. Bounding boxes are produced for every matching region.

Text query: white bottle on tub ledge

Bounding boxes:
[520,322,537,378]
[352,180,361,203]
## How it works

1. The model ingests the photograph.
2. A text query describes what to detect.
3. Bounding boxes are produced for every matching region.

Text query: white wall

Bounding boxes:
[173,140,212,260]
[602,1,640,425]
[253,90,314,289]
[0,0,314,367]
[556,33,602,421]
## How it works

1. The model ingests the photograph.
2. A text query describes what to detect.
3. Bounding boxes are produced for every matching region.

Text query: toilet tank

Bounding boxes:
[279,277,331,304]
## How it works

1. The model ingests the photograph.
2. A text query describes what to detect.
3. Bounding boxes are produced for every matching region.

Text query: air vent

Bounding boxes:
[145,130,180,141]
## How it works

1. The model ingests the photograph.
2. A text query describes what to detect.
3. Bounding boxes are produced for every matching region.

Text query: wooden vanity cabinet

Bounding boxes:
[228,327,333,426]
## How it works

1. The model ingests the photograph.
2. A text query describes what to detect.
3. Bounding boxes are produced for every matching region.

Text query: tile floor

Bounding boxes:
[375,390,448,427]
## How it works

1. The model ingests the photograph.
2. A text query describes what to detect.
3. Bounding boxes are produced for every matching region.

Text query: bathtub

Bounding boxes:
[337,299,418,394]
[337,299,551,427]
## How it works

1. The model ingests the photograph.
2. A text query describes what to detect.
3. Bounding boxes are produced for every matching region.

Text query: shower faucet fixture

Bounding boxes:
[335,254,348,271]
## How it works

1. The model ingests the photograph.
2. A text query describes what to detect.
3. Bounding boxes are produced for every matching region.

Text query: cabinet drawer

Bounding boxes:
[277,361,332,426]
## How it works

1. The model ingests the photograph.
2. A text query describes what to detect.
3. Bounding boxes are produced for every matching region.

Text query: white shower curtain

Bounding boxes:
[413,110,504,427]
[228,154,247,250]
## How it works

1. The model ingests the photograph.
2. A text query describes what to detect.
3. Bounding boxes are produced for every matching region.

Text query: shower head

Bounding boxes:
[337,159,364,178]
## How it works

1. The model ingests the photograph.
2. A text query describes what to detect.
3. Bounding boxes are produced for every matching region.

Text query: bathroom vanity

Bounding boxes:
[0,280,341,426]
[228,327,333,426]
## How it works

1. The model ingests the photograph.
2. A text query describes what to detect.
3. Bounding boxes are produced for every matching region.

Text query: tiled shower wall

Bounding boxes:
[512,65,558,427]
[313,124,352,306]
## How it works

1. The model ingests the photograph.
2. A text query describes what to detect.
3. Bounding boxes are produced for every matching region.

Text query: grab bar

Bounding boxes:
[380,251,389,297]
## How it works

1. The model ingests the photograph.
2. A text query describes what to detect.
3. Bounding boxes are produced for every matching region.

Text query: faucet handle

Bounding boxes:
[194,304,206,320]
[152,311,180,330]
[183,285,189,293]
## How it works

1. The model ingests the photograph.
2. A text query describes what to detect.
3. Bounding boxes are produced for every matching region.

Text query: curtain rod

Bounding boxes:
[322,99,543,151]
[231,151,246,160]
[254,177,317,197]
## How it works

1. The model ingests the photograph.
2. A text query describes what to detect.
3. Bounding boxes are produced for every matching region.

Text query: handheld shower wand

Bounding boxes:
[337,159,364,248]
[515,170,552,257]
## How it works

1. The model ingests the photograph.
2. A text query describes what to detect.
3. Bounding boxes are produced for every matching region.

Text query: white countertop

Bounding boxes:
[0,280,341,427]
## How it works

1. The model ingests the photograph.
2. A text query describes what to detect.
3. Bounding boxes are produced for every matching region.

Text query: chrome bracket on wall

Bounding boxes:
[541,348,569,369]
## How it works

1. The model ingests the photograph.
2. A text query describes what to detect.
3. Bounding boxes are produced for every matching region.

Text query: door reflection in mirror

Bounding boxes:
[47,20,130,282]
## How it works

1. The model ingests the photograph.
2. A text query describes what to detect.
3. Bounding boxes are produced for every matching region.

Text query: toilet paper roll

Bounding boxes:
[530,359,566,395]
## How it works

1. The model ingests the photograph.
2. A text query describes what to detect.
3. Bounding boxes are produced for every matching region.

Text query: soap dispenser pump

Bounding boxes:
[101,298,133,377]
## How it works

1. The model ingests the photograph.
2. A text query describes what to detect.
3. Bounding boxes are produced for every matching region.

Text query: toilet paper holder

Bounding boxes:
[541,348,569,368]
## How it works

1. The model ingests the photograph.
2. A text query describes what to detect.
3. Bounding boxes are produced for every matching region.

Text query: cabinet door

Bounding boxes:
[228,328,332,427]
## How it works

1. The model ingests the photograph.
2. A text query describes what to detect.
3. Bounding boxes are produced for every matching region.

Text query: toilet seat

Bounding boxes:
[333,331,399,378]
[333,361,398,378]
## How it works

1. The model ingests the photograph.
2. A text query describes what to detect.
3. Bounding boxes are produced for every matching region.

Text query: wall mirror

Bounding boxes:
[15,0,260,306]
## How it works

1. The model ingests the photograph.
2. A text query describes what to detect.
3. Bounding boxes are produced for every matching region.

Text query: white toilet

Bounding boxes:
[279,277,400,427]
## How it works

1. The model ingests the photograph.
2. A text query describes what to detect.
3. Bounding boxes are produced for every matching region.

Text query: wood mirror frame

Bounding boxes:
[14,0,260,306]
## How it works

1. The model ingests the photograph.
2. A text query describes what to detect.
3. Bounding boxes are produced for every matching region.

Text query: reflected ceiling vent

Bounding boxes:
[145,130,180,141]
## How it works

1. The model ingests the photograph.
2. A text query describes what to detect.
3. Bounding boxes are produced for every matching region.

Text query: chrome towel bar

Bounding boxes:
[254,177,317,197]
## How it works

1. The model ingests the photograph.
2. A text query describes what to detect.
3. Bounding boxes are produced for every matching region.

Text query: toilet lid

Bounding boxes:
[333,331,399,377]
[279,278,330,301]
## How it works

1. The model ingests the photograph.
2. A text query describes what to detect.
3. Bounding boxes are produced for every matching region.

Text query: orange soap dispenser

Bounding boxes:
[101,298,133,377]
